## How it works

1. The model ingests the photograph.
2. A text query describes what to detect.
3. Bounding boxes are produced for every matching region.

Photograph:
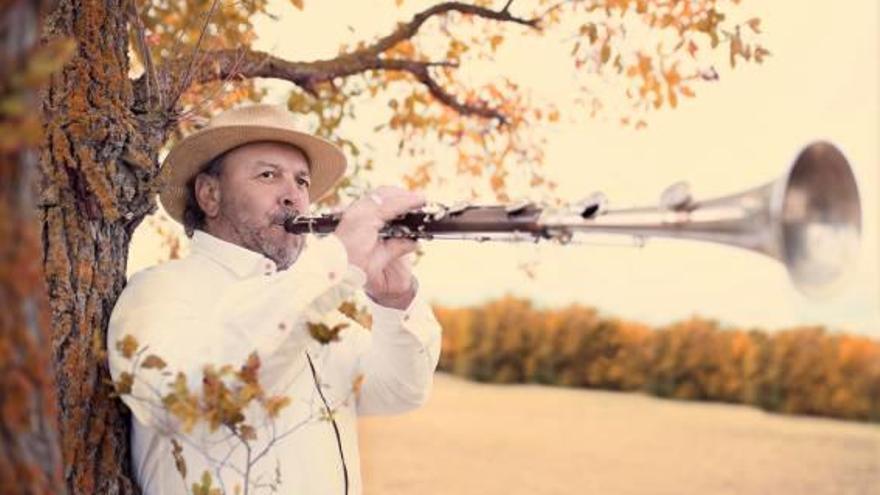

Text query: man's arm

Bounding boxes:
[353,280,442,415]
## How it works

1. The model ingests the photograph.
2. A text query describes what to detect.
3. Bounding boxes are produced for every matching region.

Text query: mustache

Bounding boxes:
[269,208,301,227]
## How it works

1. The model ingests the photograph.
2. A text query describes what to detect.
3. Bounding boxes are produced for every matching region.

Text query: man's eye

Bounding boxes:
[259,171,276,179]
[297,177,311,187]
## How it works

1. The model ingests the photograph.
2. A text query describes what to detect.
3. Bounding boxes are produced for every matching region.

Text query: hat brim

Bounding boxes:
[159,125,346,224]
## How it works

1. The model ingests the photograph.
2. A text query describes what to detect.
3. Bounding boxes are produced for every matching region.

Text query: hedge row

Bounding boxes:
[433,296,880,422]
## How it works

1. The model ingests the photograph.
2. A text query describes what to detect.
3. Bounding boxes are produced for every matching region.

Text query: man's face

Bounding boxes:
[199,141,312,270]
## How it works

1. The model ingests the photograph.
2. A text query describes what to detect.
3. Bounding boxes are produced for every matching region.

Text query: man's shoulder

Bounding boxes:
[127,257,193,286]
[120,255,223,305]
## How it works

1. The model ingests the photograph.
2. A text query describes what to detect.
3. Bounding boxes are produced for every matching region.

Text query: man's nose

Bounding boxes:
[279,181,307,211]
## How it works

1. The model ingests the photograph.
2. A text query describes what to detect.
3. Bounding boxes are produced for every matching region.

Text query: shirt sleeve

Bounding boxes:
[107,234,364,430]
[354,279,443,416]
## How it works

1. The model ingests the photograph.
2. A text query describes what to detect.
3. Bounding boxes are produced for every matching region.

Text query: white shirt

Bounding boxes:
[108,230,442,495]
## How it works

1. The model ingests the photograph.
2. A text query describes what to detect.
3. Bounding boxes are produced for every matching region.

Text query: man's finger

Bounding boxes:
[375,191,425,220]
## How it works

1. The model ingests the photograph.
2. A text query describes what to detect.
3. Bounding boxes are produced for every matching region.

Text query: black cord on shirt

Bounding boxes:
[306,352,349,495]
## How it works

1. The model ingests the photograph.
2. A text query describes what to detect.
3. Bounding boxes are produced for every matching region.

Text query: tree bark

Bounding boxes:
[40,1,164,493]
[0,0,65,493]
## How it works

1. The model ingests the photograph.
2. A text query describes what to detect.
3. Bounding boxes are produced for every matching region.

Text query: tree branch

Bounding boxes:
[354,0,539,58]
[143,1,545,124]
[145,48,505,122]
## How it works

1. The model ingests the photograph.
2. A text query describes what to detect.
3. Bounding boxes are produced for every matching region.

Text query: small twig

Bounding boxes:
[407,63,506,123]
[535,0,586,29]
[126,0,161,110]
[167,0,221,112]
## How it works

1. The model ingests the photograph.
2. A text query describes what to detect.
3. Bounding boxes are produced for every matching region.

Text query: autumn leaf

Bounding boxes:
[114,372,134,396]
[336,300,358,320]
[489,35,504,51]
[746,18,762,34]
[291,0,304,10]
[192,470,221,495]
[307,321,348,344]
[141,354,167,370]
[754,46,771,64]
[264,395,292,418]
[352,374,365,399]
[115,335,139,359]
[580,23,598,44]
[687,40,698,59]
[238,351,261,385]
[337,300,373,329]
[162,373,200,433]
[170,438,187,480]
[600,43,611,64]
[239,424,257,442]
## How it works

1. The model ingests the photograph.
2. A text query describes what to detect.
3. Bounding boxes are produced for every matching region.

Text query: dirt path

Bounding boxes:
[359,373,880,494]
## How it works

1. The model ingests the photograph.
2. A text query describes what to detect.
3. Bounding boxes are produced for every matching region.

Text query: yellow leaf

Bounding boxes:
[291,0,304,10]
[141,354,167,370]
[490,35,504,51]
[116,335,139,359]
[308,321,348,344]
[264,395,292,418]
[600,43,611,64]
[114,372,134,396]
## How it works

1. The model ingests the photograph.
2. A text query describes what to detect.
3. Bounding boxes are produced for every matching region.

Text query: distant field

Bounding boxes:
[359,373,880,495]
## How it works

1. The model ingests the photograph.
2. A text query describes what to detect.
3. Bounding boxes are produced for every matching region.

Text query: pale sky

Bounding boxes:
[129,0,879,336]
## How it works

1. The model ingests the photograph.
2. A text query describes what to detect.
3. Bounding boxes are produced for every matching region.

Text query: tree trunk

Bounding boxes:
[0,0,65,493]
[40,1,164,493]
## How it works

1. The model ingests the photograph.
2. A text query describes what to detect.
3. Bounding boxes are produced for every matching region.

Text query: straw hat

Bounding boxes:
[159,104,347,224]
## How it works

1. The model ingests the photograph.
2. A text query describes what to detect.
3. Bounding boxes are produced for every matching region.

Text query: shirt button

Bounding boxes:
[328,271,336,280]
[278,322,286,331]
[403,314,410,322]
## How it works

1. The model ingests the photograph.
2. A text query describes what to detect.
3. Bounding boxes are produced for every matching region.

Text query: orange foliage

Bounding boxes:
[434,297,880,423]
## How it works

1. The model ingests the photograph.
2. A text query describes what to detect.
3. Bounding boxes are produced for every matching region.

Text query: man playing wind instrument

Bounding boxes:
[108,104,442,494]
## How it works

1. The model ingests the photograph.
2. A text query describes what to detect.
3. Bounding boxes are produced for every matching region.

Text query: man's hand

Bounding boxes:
[332,186,425,309]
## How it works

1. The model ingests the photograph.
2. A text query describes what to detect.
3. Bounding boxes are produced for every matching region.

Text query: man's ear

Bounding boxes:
[194,173,221,218]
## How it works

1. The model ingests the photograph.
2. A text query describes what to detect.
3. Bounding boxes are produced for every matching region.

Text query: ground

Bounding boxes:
[360,373,880,494]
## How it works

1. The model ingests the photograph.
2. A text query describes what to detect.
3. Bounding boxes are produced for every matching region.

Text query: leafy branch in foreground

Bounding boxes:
[111,300,368,495]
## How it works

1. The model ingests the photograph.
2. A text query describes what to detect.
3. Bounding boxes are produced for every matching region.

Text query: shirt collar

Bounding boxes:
[190,230,276,278]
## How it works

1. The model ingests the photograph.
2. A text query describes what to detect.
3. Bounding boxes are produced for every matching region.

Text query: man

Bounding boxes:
[108,104,442,494]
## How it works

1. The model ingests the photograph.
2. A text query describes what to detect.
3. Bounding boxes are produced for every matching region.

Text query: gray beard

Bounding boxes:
[217,210,303,270]
[251,228,303,270]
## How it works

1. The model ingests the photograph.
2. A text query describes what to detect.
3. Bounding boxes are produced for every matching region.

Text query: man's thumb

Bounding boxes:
[375,238,418,266]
